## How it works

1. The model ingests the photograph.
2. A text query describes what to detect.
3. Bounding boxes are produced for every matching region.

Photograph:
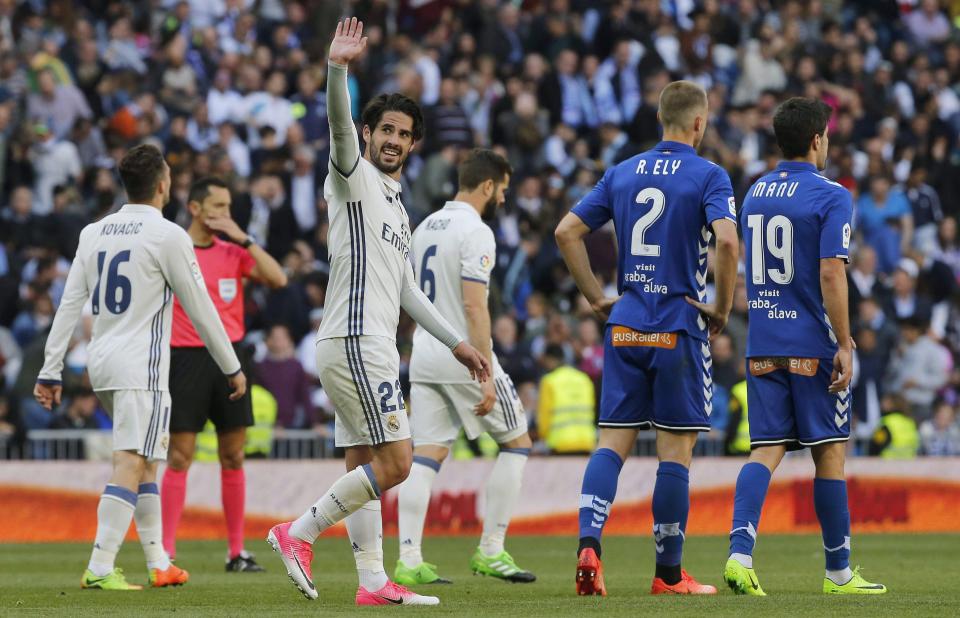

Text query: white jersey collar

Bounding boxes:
[120,203,163,216]
[442,200,480,219]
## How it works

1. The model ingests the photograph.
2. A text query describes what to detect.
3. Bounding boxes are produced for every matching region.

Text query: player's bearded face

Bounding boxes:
[481,176,509,220]
[367,113,415,174]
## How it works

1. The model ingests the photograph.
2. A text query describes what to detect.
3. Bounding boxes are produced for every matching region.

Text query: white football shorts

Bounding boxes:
[317,336,411,447]
[410,372,528,447]
[97,389,172,462]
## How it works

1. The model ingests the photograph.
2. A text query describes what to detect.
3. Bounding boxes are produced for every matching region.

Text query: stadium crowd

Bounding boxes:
[2,0,960,458]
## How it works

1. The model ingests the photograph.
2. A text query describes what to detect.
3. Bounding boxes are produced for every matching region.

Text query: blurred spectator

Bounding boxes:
[536,344,595,454]
[905,163,943,254]
[857,175,913,274]
[920,400,960,456]
[887,314,951,422]
[255,324,315,430]
[26,69,92,140]
[868,393,920,459]
[49,388,102,430]
[28,122,82,215]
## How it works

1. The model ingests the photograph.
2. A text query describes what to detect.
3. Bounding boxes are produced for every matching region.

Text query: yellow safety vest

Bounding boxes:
[246,385,277,457]
[729,381,751,455]
[879,412,919,460]
[538,366,596,454]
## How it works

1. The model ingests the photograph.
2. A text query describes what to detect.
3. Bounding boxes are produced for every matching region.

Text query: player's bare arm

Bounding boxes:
[463,279,496,415]
[685,217,738,338]
[820,257,852,393]
[205,216,288,288]
[555,212,619,321]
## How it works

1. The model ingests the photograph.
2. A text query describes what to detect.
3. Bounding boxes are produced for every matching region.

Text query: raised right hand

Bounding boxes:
[329,17,368,66]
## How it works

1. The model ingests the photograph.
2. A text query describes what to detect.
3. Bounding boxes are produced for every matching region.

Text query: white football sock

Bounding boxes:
[290,465,378,544]
[134,483,170,570]
[397,458,439,568]
[88,485,137,576]
[730,552,753,568]
[826,567,853,585]
[480,451,527,557]
[347,500,388,590]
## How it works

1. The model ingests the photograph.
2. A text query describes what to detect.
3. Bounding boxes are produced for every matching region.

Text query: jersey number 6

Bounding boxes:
[92,250,133,315]
[419,244,438,302]
[631,188,666,257]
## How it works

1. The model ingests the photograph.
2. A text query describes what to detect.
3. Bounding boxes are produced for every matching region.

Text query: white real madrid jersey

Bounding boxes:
[38,204,240,391]
[316,157,413,341]
[409,201,503,384]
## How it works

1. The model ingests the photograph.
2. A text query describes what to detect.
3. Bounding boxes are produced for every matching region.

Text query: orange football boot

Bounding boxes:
[651,568,717,595]
[575,548,607,596]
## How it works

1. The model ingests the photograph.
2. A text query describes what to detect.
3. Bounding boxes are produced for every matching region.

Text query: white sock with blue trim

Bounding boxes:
[89,485,137,577]
[480,449,528,557]
[397,456,440,568]
[290,465,379,544]
[347,500,388,590]
[134,482,170,570]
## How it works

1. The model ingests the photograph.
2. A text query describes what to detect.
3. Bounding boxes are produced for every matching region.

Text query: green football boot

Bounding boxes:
[723,557,766,596]
[469,548,536,583]
[823,566,887,594]
[81,568,144,590]
[393,560,452,585]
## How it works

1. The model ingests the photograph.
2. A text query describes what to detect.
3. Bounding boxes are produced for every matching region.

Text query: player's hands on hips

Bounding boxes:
[453,342,491,383]
[474,377,496,416]
[591,296,620,322]
[684,297,729,338]
[205,216,247,244]
[227,371,247,401]
[329,17,367,66]
[829,338,855,394]
[33,382,62,410]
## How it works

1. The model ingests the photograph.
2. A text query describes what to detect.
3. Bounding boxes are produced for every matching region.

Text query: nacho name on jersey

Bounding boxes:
[747,288,798,320]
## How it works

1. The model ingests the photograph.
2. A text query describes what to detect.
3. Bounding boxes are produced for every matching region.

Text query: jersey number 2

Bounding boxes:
[92,250,132,315]
[631,188,666,256]
[747,214,794,284]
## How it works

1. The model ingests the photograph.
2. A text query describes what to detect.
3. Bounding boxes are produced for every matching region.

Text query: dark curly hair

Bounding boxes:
[361,93,424,142]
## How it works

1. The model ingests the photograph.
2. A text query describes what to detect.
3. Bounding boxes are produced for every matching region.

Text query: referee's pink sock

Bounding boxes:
[221,468,246,559]
[160,468,188,558]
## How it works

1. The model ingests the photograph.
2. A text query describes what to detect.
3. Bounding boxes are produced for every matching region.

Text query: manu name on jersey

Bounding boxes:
[740,161,853,358]
[571,141,736,340]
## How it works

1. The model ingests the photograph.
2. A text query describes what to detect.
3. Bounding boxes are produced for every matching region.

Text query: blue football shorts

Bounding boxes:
[746,356,851,450]
[599,325,713,432]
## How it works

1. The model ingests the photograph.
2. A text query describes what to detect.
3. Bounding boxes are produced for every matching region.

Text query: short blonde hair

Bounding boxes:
[658,81,708,132]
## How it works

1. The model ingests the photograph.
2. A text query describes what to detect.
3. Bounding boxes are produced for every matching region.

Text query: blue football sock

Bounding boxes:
[652,461,689,568]
[729,462,772,558]
[578,448,623,550]
[814,478,851,571]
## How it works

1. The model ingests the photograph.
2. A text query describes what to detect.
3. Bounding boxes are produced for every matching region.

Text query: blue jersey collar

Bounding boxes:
[655,141,695,154]
[776,161,817,173]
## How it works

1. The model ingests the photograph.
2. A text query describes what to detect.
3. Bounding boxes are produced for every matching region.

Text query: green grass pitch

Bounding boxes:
[1,534,957,616]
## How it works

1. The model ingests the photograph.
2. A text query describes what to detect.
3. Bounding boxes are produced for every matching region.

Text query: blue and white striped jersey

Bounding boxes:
[572,141,736,341]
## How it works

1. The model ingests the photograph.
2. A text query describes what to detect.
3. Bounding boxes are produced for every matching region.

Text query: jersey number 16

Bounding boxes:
[92,250,132,315]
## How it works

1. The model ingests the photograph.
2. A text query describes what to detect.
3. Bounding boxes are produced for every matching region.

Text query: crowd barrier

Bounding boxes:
[1,457,958,543]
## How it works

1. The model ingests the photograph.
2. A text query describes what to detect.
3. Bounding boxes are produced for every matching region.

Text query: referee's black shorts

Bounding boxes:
[169,342,254,434]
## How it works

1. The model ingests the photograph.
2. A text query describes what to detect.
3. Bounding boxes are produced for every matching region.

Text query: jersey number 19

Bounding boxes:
[747,214,794,285]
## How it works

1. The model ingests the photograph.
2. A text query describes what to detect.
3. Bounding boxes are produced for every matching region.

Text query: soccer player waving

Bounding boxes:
[35,145,247,590]
[556,81,738,595]
[723,98,886,596]
[266,18,489,606]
